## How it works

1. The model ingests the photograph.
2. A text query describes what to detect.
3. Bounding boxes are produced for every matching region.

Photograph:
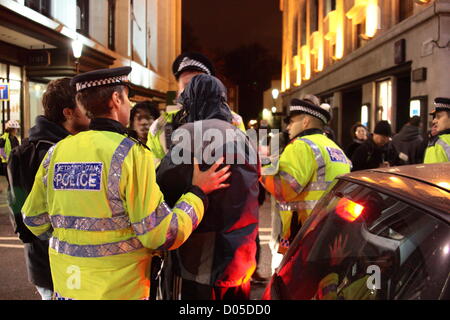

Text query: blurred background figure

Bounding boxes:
[345,123,368,159]
[129,101,160,145]
[0,120,21,178]
[351,120,399,171]
[392,116,424,165]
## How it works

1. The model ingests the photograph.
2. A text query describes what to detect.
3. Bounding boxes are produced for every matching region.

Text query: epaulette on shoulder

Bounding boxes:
[127,136,151,151]
[428,135,440,147]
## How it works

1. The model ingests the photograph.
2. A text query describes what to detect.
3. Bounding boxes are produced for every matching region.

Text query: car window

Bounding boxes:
[276,180,450,300]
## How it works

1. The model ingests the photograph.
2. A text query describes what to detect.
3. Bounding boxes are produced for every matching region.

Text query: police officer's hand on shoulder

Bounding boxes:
[192,157,231,195]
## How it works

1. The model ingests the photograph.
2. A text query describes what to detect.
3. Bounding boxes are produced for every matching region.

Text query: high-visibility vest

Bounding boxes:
[315,273,376,300]
[261,133,351,254]
[22,130,204,300]
[424,134,450,163]
[0,132,11,163]
[147,110,246,161]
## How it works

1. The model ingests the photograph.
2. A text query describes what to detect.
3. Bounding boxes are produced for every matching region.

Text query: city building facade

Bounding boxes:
[280,0,450,147]
[0,0,181,135]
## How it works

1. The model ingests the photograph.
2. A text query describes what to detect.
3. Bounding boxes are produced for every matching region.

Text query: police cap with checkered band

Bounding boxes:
[287,98,332,125]
[70,66,132,92]
[172,52,216,80]
[430,97,450,116]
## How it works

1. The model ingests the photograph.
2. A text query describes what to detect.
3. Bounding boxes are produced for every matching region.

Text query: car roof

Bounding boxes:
[339,163,450,222]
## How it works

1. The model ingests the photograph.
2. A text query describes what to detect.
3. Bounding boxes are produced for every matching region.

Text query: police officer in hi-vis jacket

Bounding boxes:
[260,97,351,254]
[424,97,450,164]
[22,66,231,300]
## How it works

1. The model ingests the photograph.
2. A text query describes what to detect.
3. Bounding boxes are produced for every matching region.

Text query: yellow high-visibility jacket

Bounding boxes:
[22,128,205,300]
[315,273,376,300]
[147,110,246,161]
[261,130,351,254]
[424,134,450,164]
[0,132,12,163]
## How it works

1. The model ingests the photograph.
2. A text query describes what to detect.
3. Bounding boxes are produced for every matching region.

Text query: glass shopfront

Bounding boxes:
[0,63,23,135]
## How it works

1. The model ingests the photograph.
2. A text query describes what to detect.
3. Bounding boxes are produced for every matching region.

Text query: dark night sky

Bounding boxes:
[182,0,283,123]
[183,0,282,59]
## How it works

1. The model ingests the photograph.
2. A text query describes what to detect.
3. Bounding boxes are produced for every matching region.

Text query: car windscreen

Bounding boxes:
[275,179,450,300]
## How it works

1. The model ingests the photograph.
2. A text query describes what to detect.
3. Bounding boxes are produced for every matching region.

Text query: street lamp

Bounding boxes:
[272,89,279,100]
[72,38,83,74]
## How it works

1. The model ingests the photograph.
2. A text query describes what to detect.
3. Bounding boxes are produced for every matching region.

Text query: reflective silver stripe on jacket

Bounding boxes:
[42,144,57,188]
[51,214,131,232]
[279,170,303,194]
[23,212,50,227]
[157,214,179,250]
[300,138,326,182]
[276,200,319,211]
[437,138,450,160]
[177,201,199,229]
[49,236,144,258]
[305,181,332,192]
[132,201,198,238]
[273,175,282,200]
[132,202,172,236]
[108,138,136,217]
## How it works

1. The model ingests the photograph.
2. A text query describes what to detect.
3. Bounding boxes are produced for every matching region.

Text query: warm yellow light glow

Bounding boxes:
[437,182,450,190]
[324,11,337,41]
[294,55,302,86]
[365,0,379,38]
[262,108,273,121]
[389,177,402,184]
[310,32,324,72]
[317,41,324,72]
[335,0,344,59]
[301,45,311,80]
[361,176,375,183]
[285,64,290,90]
[296,67,302,86]
[346,0,369,22]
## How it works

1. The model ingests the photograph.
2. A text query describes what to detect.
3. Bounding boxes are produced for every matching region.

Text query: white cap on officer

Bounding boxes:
[430,97,450,116]
[288,98,332,124]
[70,66,132,93]
[6,120,20,129]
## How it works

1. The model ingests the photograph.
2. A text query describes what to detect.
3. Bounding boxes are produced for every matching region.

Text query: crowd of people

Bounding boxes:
[1,51,449,300]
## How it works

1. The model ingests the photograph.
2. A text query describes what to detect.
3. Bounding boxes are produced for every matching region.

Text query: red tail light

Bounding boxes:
[336,198,365,222]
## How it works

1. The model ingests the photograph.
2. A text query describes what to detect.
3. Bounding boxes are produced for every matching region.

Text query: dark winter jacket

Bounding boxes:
[392,124,424,165]
[345,139,365,160]
[7,115,70,289]
[156,74,259,288]
[351,136,400,172]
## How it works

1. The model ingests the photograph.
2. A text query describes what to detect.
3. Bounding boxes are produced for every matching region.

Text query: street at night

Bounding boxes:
[0,0,448,311]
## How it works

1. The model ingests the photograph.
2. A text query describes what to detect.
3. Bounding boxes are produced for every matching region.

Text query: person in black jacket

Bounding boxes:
[351,120,399,172]
[156,74,259,300]
[392,116,424,165]
[7,78,90,299]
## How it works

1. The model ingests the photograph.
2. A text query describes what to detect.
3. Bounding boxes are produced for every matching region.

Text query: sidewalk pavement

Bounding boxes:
[0,176,40,300]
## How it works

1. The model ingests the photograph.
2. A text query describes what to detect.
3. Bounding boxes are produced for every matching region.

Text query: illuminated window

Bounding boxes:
[310,0,319,33]
[25,0,51,17]
[410,100,421,118]
[0,63,24,133]
[361,105,369,128]
[76,0,89,36]
[325,0,336,15]
[377,79,393,122]
[108,0,116,50]
[301,2,307,46]
[292,15,299,57]
[399,0,414,22]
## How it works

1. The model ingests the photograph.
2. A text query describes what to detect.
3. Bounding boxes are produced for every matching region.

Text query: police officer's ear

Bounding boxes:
[62,107,75,121]
[109,90,125,110]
